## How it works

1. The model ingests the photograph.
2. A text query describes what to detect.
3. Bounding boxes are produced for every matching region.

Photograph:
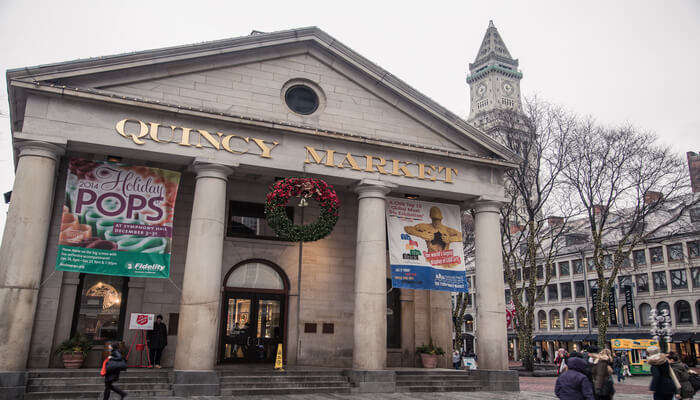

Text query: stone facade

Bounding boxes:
[1,27,519,398]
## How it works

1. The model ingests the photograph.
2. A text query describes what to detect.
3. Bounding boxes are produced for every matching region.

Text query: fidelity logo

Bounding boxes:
[400,233,420,260]
[126,262,165,272]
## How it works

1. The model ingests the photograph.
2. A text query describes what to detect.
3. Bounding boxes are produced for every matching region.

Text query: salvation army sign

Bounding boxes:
[386,198,468,292]
[129,313,155,330]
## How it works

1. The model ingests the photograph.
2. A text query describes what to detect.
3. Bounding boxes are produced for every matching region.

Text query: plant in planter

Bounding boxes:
[416,338,445,368]
[54,334,93,369]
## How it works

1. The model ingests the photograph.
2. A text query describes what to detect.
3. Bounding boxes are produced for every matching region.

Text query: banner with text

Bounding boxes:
[55,159,180,278]
[386,198,468,292]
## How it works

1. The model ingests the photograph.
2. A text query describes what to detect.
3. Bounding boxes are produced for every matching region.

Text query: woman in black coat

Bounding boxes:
[647,346,677,400]
[147,314,168,368]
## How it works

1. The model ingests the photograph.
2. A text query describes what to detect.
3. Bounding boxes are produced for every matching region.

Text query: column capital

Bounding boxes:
[354,179,396,200]
[15,141,65,161]
[192,160,234,182]
[462,197,505,214]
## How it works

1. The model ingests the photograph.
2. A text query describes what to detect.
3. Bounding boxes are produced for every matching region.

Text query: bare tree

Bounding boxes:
[494,96,578,371]
[453,210,475,351]
[562,121,697,348]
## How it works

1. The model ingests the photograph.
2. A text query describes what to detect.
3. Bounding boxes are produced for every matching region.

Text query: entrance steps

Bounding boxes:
[395,369,481,393]
[218,368,352,396]
[24,369,172,399]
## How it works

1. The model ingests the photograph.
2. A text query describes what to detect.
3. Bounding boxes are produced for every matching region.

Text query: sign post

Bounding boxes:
[126,313,154,368]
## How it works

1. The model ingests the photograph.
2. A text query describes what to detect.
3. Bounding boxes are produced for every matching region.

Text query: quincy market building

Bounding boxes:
[0,28,518,396]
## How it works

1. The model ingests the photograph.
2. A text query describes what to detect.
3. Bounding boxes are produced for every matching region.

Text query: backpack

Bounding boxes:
[688,373,700,393]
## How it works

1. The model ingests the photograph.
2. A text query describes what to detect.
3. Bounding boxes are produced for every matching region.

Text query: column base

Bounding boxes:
[344,370,395,393]
[172,370,219,396]
[474,369,520,392]
[0,371,26,400]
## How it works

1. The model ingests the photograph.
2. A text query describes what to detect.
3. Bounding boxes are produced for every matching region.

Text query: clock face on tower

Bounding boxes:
[477,83,487,97]
[502,81,514,96]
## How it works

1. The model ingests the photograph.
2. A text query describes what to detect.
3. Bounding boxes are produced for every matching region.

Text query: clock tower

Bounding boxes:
[467,20,524,136]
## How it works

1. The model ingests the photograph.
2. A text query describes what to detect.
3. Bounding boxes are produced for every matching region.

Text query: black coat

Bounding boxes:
[147,321,168,350]
[104,349,127,383]
[650,361,677,396]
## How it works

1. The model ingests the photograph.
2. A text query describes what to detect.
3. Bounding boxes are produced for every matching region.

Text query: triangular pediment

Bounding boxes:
[7,27,520,166]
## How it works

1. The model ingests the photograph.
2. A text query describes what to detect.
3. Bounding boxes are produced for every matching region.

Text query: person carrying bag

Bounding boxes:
[101,342,128,400]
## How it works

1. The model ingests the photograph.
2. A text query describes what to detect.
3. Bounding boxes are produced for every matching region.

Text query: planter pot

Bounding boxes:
[61,353,85,369]
[420,353,439,368]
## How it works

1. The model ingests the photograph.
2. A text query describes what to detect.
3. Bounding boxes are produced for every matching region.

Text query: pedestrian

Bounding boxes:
[647,345,679,400]
[452,350,462,370]
[147,314,168,368]
[620,352,631,378]
[668,352,694,400]
[612,352,624,383]
[555,356,595,400]
[101,342,128,400]
[591,348,614,400]
[555,348,569,375]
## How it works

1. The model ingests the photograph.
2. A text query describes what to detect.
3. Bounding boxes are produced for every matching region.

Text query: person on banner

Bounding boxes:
[403,206,462,268]
[101,342,128,400]
[147,314,168,368]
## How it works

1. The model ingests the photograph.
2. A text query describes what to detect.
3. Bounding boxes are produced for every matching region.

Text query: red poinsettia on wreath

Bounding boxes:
[264,177,340,242]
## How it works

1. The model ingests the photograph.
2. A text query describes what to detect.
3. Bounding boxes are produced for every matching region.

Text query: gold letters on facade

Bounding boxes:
[115,119,457,184]
[304,146,457,184]
[116,118,278,158]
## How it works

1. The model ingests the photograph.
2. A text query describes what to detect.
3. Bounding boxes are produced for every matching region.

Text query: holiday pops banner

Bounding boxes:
[386,198,468,292]
[55,159,180,278]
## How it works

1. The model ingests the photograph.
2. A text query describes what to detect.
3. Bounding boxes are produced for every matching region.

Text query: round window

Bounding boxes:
[284,85,319,115]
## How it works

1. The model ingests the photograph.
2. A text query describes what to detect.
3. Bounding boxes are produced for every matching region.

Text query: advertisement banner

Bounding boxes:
[623,285,634,324]
[386,198,468,292]
[55,159,180,278]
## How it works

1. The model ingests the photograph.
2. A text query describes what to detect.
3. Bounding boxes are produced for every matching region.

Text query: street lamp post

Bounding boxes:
[649,309,672,352]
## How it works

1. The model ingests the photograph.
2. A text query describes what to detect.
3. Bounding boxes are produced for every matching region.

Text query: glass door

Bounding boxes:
[220,292,284,363]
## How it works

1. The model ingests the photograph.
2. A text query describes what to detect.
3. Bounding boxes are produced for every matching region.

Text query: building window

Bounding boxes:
[560,282,572,299]
[574,281,585,298]
[523,268,531,280]
[653,271,667,291]
[639,303,652,326]
[692,268,700,288]
[588,279,598,292]
[516,268,522,281]
[688,241,699,258]
[536,285,545,302]
[670,269,687,290]
[538,310,547,330]
[559,261,570,277]
[548,284,558,302]
[633,249,646,266]
[505,289,511,303]
[650,247,664,264]
[547,264,557,279]
[477,99,488,109]
[465,314,474,332]
[603,255,613,269]
[285,85,319,115]
[586,258,595,272]
[227,200,293,240]
[675,301,692,324]
[696,300,700,323]
[72,274,128,343]
[500,97,515,107]
[636,273,649,293]
[657,301,671,316]
[563,309,575,329]
[537,265,544,280]
[466,293,473,306]
[618,275,632,294]
[573,259,584,275]
[576,307,588,328]
[667,244,683,261]
[550,310,561,329]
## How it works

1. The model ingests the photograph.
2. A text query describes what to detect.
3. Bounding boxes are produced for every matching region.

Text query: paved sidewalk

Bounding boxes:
[180,393,648,400]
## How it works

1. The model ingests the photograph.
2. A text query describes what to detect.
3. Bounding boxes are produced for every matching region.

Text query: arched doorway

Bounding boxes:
[219,259,290,364]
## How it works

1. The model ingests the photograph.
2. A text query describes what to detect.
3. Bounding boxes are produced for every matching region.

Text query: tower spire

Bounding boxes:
[471,20,516,69]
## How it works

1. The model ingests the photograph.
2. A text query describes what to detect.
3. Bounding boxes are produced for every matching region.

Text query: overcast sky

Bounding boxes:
[0,0,699,237]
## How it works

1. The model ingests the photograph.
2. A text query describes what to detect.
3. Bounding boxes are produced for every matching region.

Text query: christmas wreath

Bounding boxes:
[265,177,340,242]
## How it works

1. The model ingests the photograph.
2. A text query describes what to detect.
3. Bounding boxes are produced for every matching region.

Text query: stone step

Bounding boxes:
[24,389,172,399]
[395,379,480,387]
[395,374,478,381]
[220,386,353,396]
[28,376,168,385]
[219,375,348,383]
[397,384,481,393]
[27,369,169,378]
[27,383,171,392]
[222,380,352,389]
[217,369,344,377]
